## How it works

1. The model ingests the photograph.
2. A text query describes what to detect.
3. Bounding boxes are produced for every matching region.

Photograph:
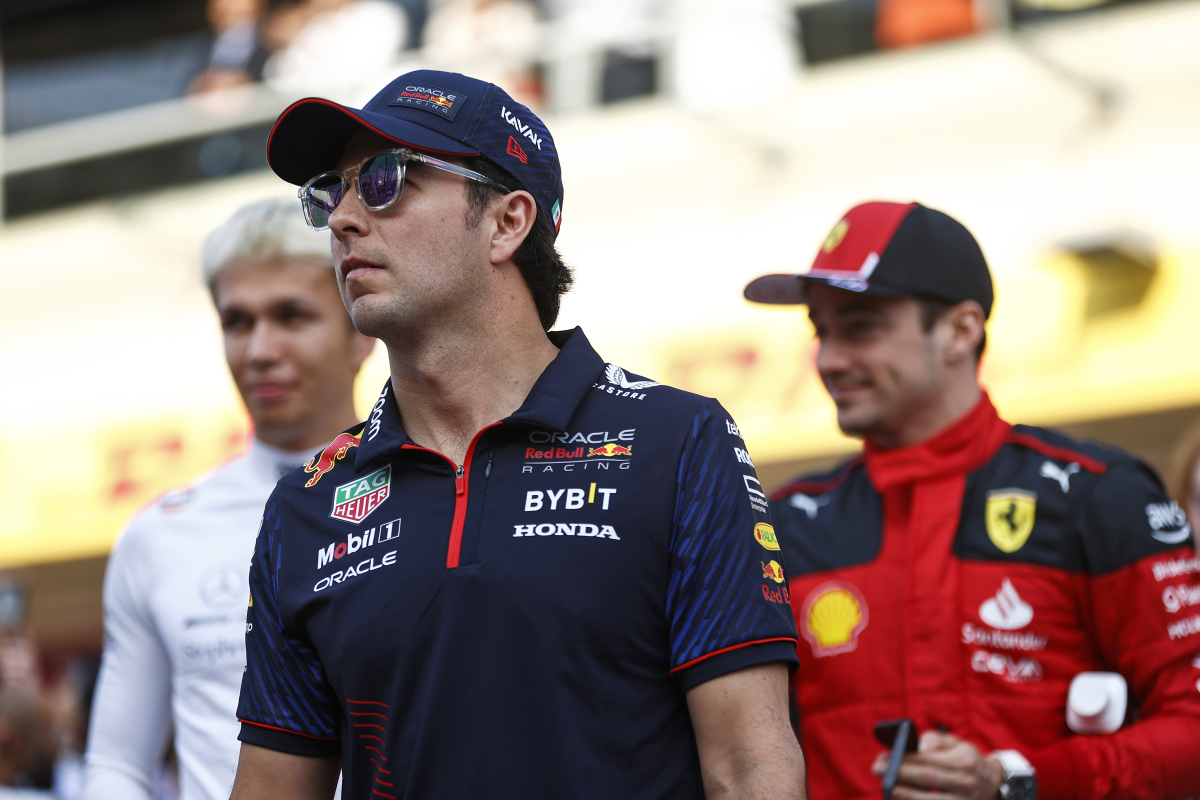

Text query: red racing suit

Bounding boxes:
[771,394,1200,800]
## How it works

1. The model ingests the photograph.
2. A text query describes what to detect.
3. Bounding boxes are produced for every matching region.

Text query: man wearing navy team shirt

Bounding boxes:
[231,70,805,800]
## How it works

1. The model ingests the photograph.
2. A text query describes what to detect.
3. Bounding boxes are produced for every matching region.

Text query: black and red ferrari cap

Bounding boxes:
[266,69,564,237]
[744,201,994,318]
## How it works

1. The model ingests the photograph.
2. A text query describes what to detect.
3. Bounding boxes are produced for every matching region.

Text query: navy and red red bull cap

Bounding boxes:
[266,70,565,237]
[744,201,994,318]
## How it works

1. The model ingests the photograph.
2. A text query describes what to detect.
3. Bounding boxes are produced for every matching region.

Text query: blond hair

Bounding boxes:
[201,197,332,293]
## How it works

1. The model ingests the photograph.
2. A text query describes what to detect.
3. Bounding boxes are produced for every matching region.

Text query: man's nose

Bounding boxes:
[814,339,847,378]
[245,320,283,365]
[329,179,370,239]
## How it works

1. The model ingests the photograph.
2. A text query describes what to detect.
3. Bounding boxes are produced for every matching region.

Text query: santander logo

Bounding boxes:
[979,579,1034,631]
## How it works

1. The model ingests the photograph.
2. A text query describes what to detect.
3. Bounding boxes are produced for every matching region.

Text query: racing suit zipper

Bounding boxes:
[404,423,501,569]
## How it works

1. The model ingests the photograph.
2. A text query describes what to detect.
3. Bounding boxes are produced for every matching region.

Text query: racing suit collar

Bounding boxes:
[354,327,606,470]
[863,392,1011,492]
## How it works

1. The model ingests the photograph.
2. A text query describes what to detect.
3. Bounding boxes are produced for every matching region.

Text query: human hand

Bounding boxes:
[871,731,1004,800]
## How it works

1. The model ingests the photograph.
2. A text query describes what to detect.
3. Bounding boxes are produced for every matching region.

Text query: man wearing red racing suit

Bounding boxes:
[745,201,1200,800]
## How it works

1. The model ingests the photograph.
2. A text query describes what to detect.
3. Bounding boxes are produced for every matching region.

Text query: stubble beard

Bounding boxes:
[346,292,401,340]
[836,402,890,441]
[344,265,487,347]
[830,379,900,443]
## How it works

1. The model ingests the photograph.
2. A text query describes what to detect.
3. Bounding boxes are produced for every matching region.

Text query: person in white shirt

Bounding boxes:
[83,198,375,800]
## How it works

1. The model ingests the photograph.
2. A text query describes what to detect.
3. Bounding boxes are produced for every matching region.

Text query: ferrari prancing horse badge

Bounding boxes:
[985,488,1037,553]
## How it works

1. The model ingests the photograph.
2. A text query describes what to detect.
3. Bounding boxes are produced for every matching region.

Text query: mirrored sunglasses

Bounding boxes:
[298,148,509,231]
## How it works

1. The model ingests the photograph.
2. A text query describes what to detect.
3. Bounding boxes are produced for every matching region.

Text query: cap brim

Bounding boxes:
[744,274,808,304]
[266,98,481,186]
[744,274,910,305]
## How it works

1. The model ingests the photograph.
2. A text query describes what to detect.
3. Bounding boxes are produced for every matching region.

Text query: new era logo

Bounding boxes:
[507,136,528,164]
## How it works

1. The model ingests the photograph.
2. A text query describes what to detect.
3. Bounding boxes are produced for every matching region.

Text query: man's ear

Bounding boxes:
[942,300,986,365]
[488,191,537,266]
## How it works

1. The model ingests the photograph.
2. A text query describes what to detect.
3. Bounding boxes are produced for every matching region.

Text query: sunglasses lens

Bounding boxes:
[302,173,345,229]
[359,153,401,209]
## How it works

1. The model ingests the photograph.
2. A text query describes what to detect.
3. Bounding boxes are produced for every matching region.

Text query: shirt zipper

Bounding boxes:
[402,422,500,569]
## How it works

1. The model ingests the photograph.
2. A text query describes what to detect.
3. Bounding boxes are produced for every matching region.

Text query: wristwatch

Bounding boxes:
[992,750,1038,800]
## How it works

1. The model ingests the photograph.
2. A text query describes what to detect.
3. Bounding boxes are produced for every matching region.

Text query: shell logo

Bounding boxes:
[800,581,869,658]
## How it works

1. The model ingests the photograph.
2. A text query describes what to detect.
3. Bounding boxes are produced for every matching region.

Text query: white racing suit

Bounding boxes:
[84,440,314,800]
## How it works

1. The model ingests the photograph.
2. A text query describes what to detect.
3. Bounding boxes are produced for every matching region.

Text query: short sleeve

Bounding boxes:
[237,491,341,756]
[666,400,800,691]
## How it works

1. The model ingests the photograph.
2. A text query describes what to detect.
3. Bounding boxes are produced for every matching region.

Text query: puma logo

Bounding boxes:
[788,493,830,520]
[1039,460,1080,493]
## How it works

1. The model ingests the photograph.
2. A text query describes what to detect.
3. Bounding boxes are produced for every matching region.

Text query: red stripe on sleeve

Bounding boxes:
[238,719,339,740]
[669,637,798,674]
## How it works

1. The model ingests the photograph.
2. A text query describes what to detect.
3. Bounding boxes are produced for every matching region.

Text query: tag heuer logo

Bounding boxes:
[331,465,391,524]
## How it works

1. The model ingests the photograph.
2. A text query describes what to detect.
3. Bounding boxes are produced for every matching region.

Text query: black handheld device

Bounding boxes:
[874,718,918,800]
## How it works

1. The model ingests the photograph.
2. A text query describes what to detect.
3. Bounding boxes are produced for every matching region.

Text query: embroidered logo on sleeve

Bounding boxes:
[761,559,785,583]
[754,523,780,551]
[1147,501,1191,545]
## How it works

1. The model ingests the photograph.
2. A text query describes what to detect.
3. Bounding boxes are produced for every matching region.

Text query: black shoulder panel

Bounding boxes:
[1006,424,1128,472]
[771,458,882,575]
[953,425,1192,573]
[1077,460,1194,575]
[769,455,863,502]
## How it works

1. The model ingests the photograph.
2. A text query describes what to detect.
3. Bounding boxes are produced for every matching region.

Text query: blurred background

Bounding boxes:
[1,0,1199,793]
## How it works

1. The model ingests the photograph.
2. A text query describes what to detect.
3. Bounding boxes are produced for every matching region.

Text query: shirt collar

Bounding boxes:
[246,437,320,481]
[354,327,606,471]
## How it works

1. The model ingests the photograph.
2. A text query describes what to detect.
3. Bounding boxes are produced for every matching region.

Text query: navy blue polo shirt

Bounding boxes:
[237,328,799,799]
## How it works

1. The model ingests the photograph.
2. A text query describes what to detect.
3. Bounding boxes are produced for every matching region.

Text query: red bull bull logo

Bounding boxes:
[761,560,785,584]
[303,428,364,488]
[588,443,632,457]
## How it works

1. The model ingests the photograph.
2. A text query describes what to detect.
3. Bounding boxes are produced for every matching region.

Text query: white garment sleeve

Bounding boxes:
[83,521,173,800]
